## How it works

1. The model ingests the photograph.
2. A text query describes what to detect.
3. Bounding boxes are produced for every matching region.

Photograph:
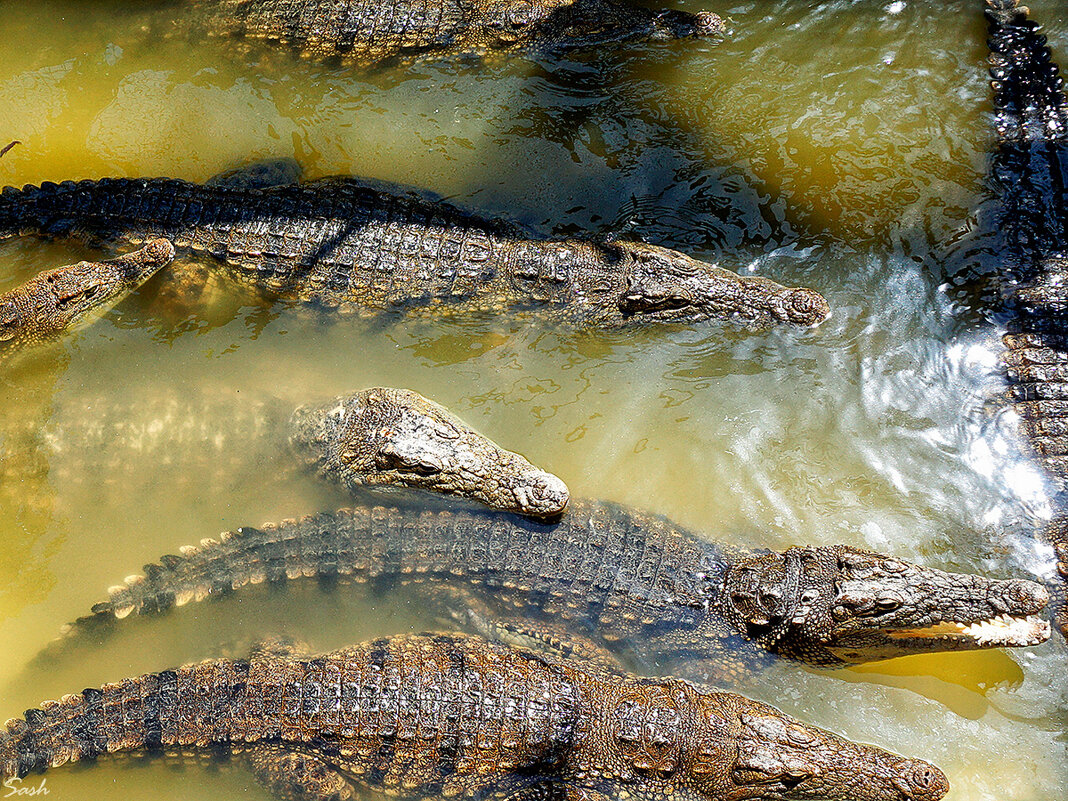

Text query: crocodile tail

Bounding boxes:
[1,662,250,779]
[0,184,28,240]
[986,0,1068,144]
[0,178,170,244]
[44,510,377,654]
[985,0,1068,285]
[45,504,578,654]
[0,180,92,242]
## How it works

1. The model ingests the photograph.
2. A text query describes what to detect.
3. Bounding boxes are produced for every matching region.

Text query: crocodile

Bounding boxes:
[0,385,568,519]
[0,171,831,329]
[983,0,1068,634]
[58,499,1050,683]
[1,632,949,801]
[0,239,174,363]
[163,0,727,69]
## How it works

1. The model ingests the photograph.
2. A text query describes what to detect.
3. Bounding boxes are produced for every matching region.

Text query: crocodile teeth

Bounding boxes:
[958,613,1050,645]
[887,614,1050,646]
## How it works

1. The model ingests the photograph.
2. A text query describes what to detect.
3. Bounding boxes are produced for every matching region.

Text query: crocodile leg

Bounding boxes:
[245,746,357,801]
[436,584,627,674]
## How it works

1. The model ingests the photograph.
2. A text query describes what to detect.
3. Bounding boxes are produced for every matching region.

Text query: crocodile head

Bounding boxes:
[610,684,947,801]
[288,387,569,519]
[697,692,948,800]
[719,545,1050,664]
[0,239,174,361]
[609,241,830,328]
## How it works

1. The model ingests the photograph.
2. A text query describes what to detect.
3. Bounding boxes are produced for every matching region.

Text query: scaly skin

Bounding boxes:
[0,239,173,362]
[1,633,948,801]
[0,385,567,519]
[60,500,1050,682]
[172,0,727,68]
[0,175,830,329]
[985,0,1068,634]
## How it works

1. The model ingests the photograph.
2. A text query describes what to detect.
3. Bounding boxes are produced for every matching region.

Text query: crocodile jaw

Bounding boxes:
[825,612,1050,661]
[883,613,1050,646]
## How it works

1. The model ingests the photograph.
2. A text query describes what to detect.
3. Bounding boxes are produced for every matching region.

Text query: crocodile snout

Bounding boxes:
[996,578,1050,613]
[892,759,949,801]
[511,471,570,519]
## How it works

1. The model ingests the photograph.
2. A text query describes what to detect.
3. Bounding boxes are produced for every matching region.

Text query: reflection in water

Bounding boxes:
[0,0,1067,799]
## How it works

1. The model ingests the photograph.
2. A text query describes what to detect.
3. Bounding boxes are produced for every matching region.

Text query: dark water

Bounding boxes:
[0,1,1065,798]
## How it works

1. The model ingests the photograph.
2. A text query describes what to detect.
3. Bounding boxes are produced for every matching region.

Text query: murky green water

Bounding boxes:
[0,0,1066,798]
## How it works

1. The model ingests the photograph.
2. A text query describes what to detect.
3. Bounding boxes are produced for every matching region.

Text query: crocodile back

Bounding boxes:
[70,499,728,658]
[190,0,473,64]
[985,0,1068,632]
[0,177,527,313]
[180,0,683,66]
[2,634,582,790]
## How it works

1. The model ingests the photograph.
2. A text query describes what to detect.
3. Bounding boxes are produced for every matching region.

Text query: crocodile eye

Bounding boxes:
[874,593,903,611]
[375,446,442,476]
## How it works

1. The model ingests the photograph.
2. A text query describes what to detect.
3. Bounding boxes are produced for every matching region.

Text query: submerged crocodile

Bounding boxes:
[983,0,1068,634]
[60,499,1050,683]
[164,0,726,68]
[0,169,830,328]
[0,385,568,519]
[1,633,949,801]
[0,239,173,362]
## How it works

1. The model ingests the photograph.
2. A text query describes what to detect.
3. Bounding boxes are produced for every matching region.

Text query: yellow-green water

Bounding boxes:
[0,0,1066,798]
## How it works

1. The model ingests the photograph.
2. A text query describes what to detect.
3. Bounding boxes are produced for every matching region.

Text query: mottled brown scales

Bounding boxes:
[985,0,1068,633]
[0,173,829,329]
[1,634,948,801]
[58,500,1050,682]
[174,0,726,68]
[0,239,173,362]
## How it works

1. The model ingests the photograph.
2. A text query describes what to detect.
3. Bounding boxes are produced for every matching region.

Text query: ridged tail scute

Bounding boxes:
[0,178,154,244]
[2,672,163,780]
[1,661,255,781]
[986,0,1068,144]
[0,184,26,241]
[55,513,369,647]
[986,0,1068,289]
[0,181,86,242]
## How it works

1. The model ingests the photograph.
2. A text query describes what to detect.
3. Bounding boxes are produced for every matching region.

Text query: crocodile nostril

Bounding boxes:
[1002,579,1050,613]
[778,288,831,326]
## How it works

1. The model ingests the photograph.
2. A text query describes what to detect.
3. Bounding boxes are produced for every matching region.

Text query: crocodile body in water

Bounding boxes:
[163,0,726,68]
[0,385,568,519]
[0,173,830,328]
[983,0,1068,634]
[1,633,948,801]
[0,239,173,363]
[59,499,1050,683]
